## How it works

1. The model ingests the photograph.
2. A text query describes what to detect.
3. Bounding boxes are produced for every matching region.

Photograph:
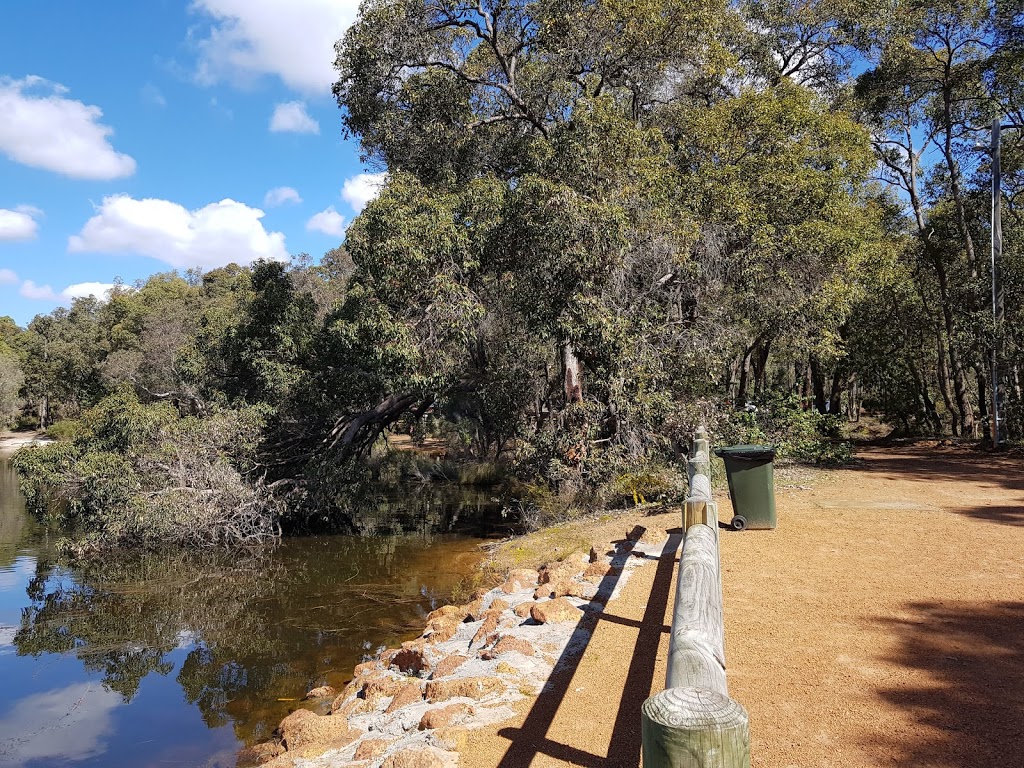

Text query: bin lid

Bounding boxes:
[714,444,776,460]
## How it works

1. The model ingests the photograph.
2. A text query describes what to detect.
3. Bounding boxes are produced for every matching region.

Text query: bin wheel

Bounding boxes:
[731,515,747,531]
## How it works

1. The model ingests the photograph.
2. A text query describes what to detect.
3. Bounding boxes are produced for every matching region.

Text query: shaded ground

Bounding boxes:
[462,443,1024,767]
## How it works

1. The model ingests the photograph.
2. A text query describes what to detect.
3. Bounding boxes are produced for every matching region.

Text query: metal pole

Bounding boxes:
[991,118,1002,446]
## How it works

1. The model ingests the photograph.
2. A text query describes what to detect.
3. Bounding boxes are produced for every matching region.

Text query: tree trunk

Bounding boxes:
[828,369,844,415]
[974,364,991,443]
[809,357,827,414]
[736,348,753,406]
[752,337,772,396]
[562,344,583,405]
[846,375,860,422]
[935,331,958,436]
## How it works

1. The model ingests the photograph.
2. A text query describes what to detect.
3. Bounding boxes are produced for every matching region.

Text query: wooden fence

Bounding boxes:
[640,429,751,767]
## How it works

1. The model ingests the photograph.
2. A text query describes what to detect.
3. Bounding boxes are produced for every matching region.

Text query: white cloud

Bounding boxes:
[0,269,17,284]
[19,280,57,301]
[342,172,387,213]
[306,206,346,237]
[0,76,136,180]
[69,195,289,270]
[269,101,319,134]
[0,207,39,241]
[0,682,123,766]
[62,282,116,301]
[19,281,117,304]
[264,186,302,207]
[192,0,360,92]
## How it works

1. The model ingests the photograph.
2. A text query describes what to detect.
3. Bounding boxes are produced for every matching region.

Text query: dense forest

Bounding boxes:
[3,0,1023,550]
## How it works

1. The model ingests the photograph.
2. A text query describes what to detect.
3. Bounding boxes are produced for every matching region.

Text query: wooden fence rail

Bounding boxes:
[641,429,751,768]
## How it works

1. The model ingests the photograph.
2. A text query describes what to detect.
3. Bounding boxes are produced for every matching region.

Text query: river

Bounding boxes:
[0,455,512,767]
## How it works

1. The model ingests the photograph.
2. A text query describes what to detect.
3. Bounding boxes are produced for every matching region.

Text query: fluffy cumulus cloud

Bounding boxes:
[19,280,117,304]
[341,172,387,213]
[0,76,136,180]
[192,0,360,92]
[269,101,319,134]
[0,206,41,241]
[68,195,288,269]
[264,186,302,207]
[0,269,17,284]
[306,206,346,237]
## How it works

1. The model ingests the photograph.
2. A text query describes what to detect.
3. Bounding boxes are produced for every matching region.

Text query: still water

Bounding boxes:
[0,456,512,767]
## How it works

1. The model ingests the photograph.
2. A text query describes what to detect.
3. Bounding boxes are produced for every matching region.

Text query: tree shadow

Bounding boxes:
[870,600,1024,766]
[840,447,1023,487]
[495,529,683,767]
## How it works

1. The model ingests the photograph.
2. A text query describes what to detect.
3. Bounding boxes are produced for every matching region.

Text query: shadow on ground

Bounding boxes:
[494,530,682,767]
[870,600,1024,766]
[832,445,1024,527]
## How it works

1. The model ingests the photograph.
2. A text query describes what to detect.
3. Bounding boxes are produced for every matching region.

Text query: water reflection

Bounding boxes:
[0,683,123,766]
[0,458,513,765]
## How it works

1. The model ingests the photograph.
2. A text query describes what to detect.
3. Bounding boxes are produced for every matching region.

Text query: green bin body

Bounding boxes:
[714,445,777,530]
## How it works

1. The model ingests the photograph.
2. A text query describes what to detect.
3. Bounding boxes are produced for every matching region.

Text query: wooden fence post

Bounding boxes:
[641,687,750,768]
[644,431,749,767]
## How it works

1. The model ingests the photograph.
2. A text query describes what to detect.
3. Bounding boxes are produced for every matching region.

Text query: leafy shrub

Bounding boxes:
[13,389,281,551]
[719,393,852,465]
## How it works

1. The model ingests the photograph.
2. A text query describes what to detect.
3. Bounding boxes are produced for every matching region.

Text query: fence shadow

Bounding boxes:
[494,530,682,767]
[869,600,1024,766]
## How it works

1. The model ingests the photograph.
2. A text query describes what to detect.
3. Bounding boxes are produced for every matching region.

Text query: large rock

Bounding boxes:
[361,672,407,707]
[513,602,534,618]
[431,654,468,679]
[354,738,391,761]
[499,569,540,593]
[489,597,510,612]
[540,557,587,584]
[391,642,429,675]
[530,598,584,624]
[583,561,613,582]
[303,685,336,700]
[470,609,503,646]
[382,746,459,768]
[276,709,359,755]
[423,615,461,644]
[481,635,535,660]
[426,604,470,623]
[385,681,424,713]
[331,694,369,718]
[418,702,473,730]
[236,741,285,767]
[425,676,504,703]
[533,580,585,600]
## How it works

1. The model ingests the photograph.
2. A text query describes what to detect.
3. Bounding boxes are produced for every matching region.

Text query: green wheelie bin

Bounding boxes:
[714,445,777,531]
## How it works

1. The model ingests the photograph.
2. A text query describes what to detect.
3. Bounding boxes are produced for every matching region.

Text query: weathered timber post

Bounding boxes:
[642,687,750,768]
[644,431,750,768]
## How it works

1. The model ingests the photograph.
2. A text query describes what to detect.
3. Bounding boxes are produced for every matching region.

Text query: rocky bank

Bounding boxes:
[239,526,665,768]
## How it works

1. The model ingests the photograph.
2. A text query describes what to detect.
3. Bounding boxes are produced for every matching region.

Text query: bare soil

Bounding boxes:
[460,443,1024,767]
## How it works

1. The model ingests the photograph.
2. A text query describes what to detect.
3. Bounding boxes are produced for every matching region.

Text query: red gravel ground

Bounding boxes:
[461,443,1024,767]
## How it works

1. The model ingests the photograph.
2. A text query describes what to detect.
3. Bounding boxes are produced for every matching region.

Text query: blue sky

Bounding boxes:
[0,0,380,326]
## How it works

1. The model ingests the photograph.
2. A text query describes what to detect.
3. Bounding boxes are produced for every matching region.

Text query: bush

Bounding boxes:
[719,393,853,465]
[13,389,281,552]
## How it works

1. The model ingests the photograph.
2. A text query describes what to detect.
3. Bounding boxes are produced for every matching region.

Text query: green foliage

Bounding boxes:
[721,394,853,465]
[13,390,280,550]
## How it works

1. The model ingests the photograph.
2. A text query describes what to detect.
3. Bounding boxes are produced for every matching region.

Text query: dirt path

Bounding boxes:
[461,443,1024,767]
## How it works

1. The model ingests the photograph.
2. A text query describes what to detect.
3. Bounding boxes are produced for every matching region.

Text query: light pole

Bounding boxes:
[988,118,1020,447]
[990,117,1002,447]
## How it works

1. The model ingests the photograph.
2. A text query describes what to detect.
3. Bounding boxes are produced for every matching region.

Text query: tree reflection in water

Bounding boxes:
[12,487,511,745]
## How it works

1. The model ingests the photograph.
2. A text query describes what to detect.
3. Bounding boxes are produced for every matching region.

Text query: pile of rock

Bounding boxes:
[239,536,646,768]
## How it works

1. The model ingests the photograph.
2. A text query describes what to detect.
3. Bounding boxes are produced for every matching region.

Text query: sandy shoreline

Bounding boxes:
[0,431,50,454]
